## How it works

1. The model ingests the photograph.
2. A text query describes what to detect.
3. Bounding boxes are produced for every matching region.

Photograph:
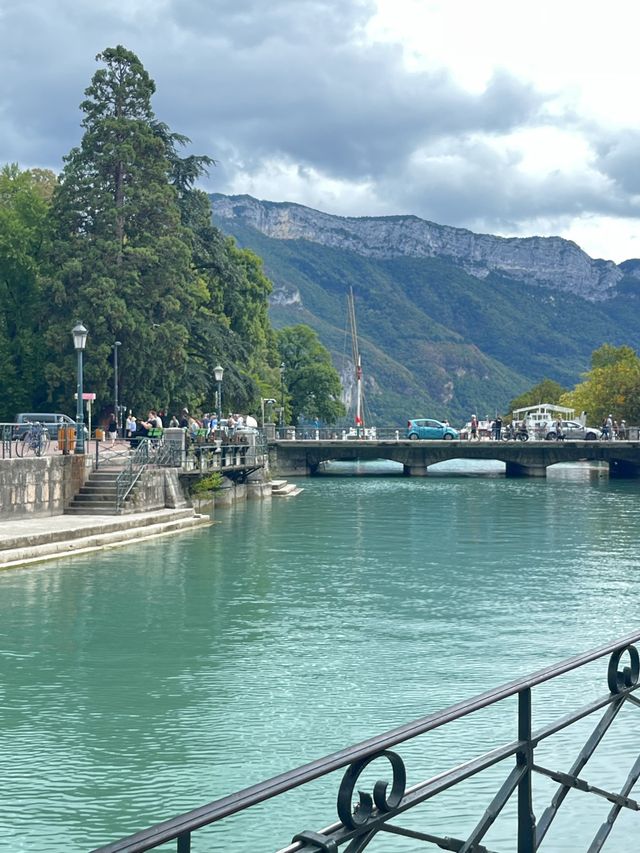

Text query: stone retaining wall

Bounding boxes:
[0,455,92,518]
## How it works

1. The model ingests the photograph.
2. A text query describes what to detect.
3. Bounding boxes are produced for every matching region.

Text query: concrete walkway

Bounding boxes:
[0,508,212,570]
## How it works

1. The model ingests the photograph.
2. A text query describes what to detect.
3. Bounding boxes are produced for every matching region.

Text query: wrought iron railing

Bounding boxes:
[185,436,268,475]
[113,439,184,510]
[115,440,153,511]
[91,630,640,852]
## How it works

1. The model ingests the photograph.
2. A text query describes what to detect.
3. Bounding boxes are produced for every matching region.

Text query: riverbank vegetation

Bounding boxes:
[0,46,343,425]
[507,345,640,425]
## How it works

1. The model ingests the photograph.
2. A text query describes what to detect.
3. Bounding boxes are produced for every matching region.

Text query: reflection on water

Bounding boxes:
[0,461,638,851]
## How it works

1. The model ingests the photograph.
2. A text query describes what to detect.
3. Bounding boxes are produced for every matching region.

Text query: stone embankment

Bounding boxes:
[0,432,304,568]
[0,507,212,570]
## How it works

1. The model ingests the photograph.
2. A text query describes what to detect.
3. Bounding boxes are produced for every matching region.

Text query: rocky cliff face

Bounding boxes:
[211,193,623,301]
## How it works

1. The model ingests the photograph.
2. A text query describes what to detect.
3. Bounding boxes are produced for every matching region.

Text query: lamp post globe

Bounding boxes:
[72,323,88,454]
[214,364,224,417]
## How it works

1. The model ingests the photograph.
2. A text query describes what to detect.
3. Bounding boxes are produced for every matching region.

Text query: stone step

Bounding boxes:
[272,482,304,497]
[65,505,119,514]
[70,493,119,502]
[0,510,211,568]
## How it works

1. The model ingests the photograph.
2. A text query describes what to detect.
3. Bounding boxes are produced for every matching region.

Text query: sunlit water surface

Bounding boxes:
[1,461,639,851]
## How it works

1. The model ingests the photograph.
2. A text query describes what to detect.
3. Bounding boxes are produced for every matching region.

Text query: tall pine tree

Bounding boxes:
[44,46,209,414]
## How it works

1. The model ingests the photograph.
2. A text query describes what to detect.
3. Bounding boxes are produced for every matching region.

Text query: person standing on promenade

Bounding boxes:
[107,413,117,446]
[125,411,137,442]
[470,414,478,441]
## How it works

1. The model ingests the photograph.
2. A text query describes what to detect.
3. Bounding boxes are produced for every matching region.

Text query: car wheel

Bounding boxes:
[408,433,418,440]
[546,433,557,441]
[585,432,597,440]
[443,433,453,440]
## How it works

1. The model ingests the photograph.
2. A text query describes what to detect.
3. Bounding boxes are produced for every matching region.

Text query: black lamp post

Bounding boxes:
[113,340,121,436]
[279,362,285,427]
[214,364,224,416]
[72,322,88,454]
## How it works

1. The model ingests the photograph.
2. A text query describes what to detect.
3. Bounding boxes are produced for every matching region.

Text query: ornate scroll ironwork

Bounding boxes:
[89,632,640,853]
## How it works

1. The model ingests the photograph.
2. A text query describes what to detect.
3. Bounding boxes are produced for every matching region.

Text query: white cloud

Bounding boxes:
[2,0,640,260]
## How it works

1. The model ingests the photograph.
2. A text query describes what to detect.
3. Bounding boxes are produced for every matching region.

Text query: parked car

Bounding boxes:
[406,418,459,440]
[14,413,88,441]
[544,420,601,441]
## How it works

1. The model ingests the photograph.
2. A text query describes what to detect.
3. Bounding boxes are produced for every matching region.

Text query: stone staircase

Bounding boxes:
[271,478,304,497]
[65,465,125,515]
[0,508,212,570]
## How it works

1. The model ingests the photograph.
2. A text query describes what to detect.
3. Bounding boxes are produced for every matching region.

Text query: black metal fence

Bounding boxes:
[91,630,640,852]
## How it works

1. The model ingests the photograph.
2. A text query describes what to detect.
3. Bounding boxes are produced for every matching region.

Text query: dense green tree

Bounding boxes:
[0,165,54,417]
[0,47,287,423]
[277,325,345,423]
[175,186,280,415]
[43,46,211,415]
[507,378,567,416]
[561,344,640,424]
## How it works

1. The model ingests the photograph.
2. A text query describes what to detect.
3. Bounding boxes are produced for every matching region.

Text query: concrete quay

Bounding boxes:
[0,507,212,571]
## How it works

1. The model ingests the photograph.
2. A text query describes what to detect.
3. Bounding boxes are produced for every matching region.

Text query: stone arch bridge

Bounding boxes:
[269,438,640,478]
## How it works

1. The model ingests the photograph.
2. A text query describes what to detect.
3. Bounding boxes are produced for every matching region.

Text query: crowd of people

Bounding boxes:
[464,412,629,441]
[102,408,255,446]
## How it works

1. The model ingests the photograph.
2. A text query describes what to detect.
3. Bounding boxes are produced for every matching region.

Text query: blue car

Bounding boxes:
[406,418,459,440]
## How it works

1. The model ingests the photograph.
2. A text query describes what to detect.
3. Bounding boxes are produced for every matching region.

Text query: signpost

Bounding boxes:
[74,392,96,438]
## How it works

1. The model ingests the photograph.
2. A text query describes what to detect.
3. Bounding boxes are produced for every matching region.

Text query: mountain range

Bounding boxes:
[210,193,640,425]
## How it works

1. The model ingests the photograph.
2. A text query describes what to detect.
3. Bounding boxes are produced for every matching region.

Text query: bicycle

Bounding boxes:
[16,422,50,457]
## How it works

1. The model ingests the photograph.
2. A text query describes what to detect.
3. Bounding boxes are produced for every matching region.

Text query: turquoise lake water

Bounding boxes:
[1,461,639,851]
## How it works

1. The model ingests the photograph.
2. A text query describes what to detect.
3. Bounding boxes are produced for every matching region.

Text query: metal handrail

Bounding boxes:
[115,440,151,511]
[91,629,640,852]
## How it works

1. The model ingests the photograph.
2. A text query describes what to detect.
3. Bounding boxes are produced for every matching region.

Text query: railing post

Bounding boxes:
[517,687,535,853]
[177,832,190,852]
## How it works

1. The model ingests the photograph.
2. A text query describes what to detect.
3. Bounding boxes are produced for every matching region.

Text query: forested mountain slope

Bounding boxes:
[211,194,640,424]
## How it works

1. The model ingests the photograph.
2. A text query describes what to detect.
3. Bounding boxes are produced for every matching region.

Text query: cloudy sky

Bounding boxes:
[3,0,640,262]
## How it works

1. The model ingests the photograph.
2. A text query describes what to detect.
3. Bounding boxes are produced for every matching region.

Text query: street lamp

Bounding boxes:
[72,322,88,454]
[113,340,121,436]
[214,364,224,416]
[279,362,285,427]
[261,397,276,427]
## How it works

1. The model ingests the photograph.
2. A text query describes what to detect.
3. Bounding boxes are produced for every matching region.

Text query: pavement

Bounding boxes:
[0,507,212,570]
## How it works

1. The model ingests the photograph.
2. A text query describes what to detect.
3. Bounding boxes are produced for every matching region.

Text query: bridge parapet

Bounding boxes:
[269,439,640,477]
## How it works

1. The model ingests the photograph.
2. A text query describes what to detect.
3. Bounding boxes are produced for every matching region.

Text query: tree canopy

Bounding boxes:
[277,325,346,424]
[560,344,640,424]
[0,46,292,421]
[507,379,567,415]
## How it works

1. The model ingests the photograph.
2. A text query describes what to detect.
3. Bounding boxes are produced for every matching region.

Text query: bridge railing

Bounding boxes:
[275,427,405,441]
[90,630,640,853]
[274,426,640,442]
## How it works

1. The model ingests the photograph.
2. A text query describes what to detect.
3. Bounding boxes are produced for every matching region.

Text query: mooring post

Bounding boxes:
[517,687,535,853]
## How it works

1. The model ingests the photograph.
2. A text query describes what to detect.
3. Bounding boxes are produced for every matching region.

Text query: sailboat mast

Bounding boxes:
[348,288,363,428]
